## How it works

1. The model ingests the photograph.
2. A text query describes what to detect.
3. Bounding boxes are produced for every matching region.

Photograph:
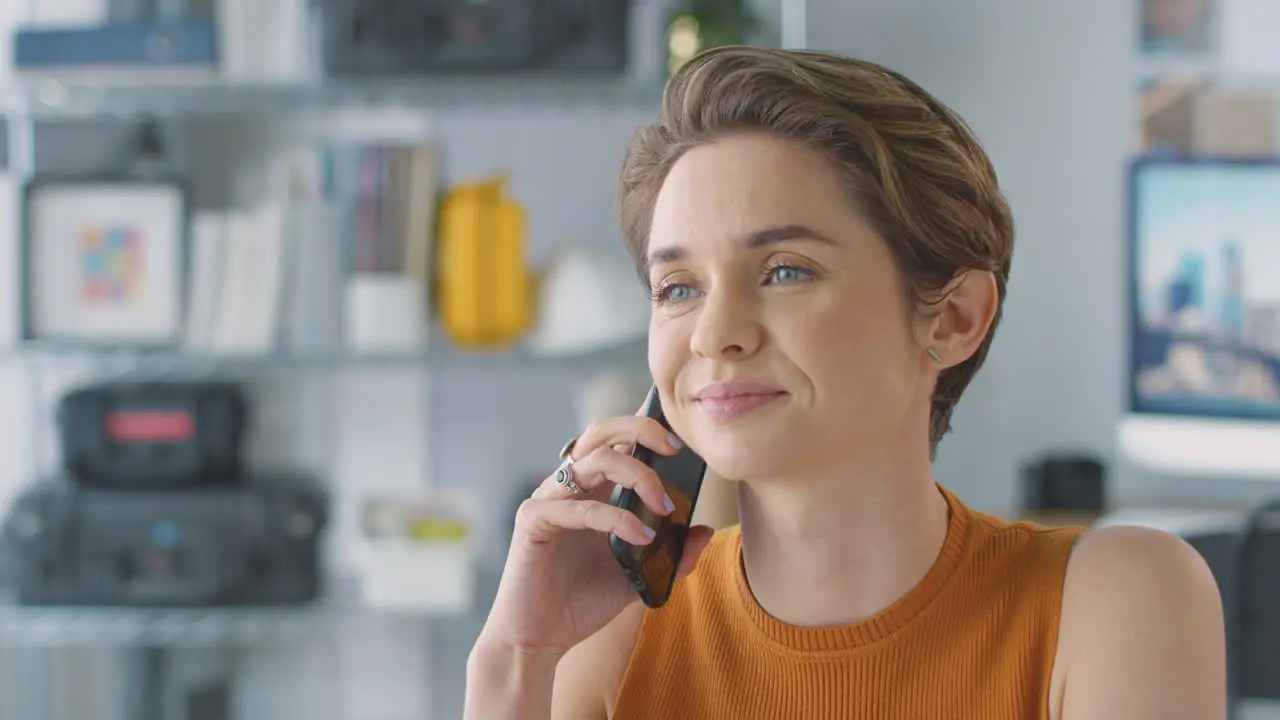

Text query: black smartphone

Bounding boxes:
[608,385,707,609]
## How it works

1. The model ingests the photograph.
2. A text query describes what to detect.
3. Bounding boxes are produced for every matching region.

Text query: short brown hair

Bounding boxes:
[616,46,1014,457]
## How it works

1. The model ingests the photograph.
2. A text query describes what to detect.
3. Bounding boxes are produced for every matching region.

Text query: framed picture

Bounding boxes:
[1126,157,1280,422]
[20,175,189,347]
[1140,0,1216,57]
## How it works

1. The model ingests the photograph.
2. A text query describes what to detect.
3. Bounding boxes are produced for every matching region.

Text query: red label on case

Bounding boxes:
[105,411,194,443]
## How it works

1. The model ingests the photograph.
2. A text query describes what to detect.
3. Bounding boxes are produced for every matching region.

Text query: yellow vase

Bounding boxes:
[437,177,534,349]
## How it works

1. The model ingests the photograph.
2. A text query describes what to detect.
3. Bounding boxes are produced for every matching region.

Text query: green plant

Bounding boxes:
[667,0,761,74]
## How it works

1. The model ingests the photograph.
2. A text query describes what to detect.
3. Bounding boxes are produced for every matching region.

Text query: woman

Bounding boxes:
[466,46,1225,719]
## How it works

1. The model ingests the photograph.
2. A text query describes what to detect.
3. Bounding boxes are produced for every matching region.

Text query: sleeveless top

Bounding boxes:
[611,485,1086,720]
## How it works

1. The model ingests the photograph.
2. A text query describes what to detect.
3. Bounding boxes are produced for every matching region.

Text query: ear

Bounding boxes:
[916,270,999,369]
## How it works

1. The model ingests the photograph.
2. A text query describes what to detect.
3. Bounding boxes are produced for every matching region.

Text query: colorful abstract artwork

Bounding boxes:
[80,224,145,304]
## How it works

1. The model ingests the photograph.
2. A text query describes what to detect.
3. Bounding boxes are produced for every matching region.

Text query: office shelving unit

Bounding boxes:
[0,2,809,719]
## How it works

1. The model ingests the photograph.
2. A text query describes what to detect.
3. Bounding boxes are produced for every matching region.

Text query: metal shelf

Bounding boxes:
[0,600,326,647]
[0,580,436,648]
[7,337,648,374]
[1,75,665,120]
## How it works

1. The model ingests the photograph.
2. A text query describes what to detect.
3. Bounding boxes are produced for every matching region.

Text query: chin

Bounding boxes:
[693,428,802,482]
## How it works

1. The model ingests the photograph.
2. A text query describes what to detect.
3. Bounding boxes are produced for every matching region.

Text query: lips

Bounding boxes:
[693,381,786,421]
[694,380,784,400]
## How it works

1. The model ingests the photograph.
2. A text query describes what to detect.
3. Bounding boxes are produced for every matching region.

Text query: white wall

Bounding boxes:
[809,0,1280,512]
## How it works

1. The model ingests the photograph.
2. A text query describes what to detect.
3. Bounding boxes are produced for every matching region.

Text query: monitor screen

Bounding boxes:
[1129,159,1280,423]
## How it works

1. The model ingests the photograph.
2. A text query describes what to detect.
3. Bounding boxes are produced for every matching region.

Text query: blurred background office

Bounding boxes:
[0,0,1275,719]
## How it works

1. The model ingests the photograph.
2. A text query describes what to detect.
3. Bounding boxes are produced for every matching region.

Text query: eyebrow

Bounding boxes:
[647,224,836,267]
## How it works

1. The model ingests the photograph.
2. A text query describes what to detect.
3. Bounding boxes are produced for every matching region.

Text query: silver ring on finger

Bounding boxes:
[554,457,589,496]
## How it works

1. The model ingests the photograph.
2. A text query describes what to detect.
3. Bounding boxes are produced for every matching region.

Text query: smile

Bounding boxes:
[693,381,787,421]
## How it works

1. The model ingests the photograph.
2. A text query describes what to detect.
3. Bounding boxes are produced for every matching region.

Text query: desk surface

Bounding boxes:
[1019,506,1247,533]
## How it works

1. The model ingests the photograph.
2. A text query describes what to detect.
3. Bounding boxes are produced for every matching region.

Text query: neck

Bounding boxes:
[736,437,951,628]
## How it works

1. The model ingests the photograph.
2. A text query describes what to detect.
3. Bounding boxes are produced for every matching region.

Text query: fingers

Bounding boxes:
[533,446,672,516]
[575,446,675,514]
[675,525,716,580]
[516,497,656,546]
[571,415,682,464]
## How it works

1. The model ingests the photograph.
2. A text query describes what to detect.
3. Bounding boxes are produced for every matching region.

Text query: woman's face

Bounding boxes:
[646,132,935,481]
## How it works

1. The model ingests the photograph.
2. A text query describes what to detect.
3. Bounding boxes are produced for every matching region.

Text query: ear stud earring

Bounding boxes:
[926,348,943,363]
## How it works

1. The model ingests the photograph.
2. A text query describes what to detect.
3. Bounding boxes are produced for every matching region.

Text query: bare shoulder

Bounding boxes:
[550,602,646,720]
[1051,524,1226,720]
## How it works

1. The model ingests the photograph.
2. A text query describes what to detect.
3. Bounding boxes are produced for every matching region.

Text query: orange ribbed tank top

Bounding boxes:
[611,485,1086,720]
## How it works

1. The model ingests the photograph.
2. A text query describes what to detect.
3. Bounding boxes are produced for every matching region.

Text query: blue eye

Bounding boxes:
[651,282,697,305]
[666,284,694,302]
[766,265,811,284]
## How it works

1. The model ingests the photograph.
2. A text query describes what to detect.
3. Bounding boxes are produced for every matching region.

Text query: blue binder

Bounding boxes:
[13,20,219,70]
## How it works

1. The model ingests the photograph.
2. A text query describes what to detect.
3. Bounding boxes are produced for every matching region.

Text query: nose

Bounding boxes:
[689,285,762,360]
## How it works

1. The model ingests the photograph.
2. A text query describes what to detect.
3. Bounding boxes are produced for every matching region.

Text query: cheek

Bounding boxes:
[779,296,917,397]
[647,314,689,404]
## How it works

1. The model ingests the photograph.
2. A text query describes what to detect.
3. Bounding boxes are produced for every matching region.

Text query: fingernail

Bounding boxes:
[642,525,657,539]
[668,433,683,450]
[663,493,676,513]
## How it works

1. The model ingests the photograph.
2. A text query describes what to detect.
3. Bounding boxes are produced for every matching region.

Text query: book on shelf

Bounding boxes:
[217,0,314,82]
[183,139,440,358]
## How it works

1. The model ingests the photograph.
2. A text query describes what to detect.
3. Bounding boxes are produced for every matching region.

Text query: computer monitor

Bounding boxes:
[1120,157,1280,479]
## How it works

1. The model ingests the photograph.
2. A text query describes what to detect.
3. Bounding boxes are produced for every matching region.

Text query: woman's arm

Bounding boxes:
[465,602,645,720]
[1053,525,1226,720]
[552,603,646,718]
[465,639,560,720]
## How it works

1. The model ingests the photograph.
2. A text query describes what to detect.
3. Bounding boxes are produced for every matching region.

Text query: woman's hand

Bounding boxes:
[475,411,716,663]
